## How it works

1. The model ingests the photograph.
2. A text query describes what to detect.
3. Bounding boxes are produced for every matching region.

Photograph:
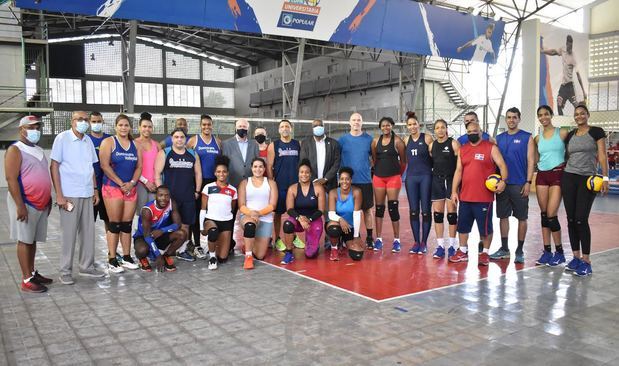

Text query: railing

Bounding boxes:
[0,85,53,112]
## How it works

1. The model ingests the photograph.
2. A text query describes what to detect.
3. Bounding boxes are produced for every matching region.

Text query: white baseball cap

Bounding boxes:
[19,115,42,127]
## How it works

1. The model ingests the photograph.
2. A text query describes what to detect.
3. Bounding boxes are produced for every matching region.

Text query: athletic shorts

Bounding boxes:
[175,200,196,225]
[536,164,564,187]
[457,201,493,236]
[240,215,273,238]
[431,175,453,201]
[372,174,402,189]
[558,82,576,104]
[275,188,288,214]
[496,184,529,220]
[206,218,234,232]
[94,189,109,222]
[352,183,374,210]
[8,194,49,244]
[134,233,171,251]
[102,184,137,202]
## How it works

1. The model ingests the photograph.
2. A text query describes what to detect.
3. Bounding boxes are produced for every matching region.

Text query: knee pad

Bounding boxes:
[409,211,419,220]
[375,205,386,218]
[388,201,400,221]
[120,221,132,234]
[327,225,342,239]
[433,212,444,223]
[547,216,561,232]
[207,227,219,242]
[243,222,256,238]
[421,211,431,222]
[283,220,296,234]
[541,212,549,228]
[348,249,364,261]
[447,213,457,225]
[108,222,121,234]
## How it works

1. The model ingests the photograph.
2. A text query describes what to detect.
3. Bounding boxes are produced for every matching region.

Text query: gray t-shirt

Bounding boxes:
[564,126,605,176]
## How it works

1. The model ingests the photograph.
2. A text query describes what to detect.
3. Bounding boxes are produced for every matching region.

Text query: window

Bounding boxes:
[135,43,163,78]
[86,81,123,104]
[85,41,122,76]
[135,83,164,106]
[202,61,234,82]
[167,84,200,107]
[327,63,339,75]
[50,78,82,103]
[166,51,200,80]
[203,87,234,108]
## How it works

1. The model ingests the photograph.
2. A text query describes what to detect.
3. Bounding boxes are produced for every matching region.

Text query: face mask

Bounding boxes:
[255,135,266,144]
[76,120,90,134]
[313,126,325,137]
[467,133,480,144]
[25,129,41,144]
[91,123,103,133]
[236,128,248,138]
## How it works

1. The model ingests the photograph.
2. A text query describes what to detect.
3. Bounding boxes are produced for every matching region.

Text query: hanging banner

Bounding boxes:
[17,0,504,63]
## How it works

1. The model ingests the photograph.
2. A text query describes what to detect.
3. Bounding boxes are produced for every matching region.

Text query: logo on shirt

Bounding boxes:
[482,207,488,212]
[278,148,299,157]
[513,139,521,144]
[278,1,321,31]
[474,153,485,161]
[168,158,194,169]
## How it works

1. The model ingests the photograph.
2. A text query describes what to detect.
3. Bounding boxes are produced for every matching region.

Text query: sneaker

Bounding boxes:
[449,249,468,263]
[115,253,123,263]
[208,257,218,270]
[32,270,53,285]
[275,238,286,252]
[514,252,525,264]
[565,257,582,272]
[536,251,553,265]
[193,246,207,260]
[489,248,510,260]
[59,274,75,285]
[176,251,195,262]
[447,246,456,258]
[243,255,254,270]
[281,251,294,265]
[21,279,47,293]
[409,242,420,254]
[392,240,401,253]
[373,238,383,251]
[548,252,566,267]
[121,256,139,270]
[139,258,152,272]
[417,243,427,255]
[366,236,374,250]
[163,256,177,272]
[293,236,305,249]
[478,252,490,266]
[78,268,105,278]
[574,261,592,277]
[433,246,445,259]
[108,258,125,274]
[330,247,340,261]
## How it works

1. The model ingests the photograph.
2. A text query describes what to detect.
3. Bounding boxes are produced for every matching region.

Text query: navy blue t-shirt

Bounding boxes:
[87,133,111,189]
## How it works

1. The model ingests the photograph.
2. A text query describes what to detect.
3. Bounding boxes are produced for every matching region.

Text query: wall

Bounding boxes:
[589,0,619,34]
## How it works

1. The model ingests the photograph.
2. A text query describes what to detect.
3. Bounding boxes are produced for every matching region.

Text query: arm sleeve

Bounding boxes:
[199,210,207,231]
[309,210,323,222]
[353,210,361,238]
[145,236,161,259]
[287,208,300,219]
[328,211,341,222]
[258,204,274,216]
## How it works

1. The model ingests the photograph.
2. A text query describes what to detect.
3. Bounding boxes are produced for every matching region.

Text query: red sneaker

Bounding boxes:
[330,248,340,261]
[449,249,469,263]
[32,270,53,285]
[478,252,490,266]
[164,256,177,272]
[21,279,47,293]
[243,255,254,270]
[139,258,152,272]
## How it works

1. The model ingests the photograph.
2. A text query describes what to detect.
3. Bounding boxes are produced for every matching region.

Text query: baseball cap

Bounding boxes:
[19,115,42,127]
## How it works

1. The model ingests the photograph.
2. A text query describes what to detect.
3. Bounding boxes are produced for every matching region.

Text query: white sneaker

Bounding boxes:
[208,257,218,270]
[108,259,125,274]
[120,258,139,270]
[193,246,207,260]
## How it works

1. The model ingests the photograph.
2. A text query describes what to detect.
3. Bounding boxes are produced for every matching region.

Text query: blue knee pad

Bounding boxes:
[388,200,400,221]
[375,205,386,218]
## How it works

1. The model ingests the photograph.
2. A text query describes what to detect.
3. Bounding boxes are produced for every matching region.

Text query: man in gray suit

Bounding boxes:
[299,119,341,192]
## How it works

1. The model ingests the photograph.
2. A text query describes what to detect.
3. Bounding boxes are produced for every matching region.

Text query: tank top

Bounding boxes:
[336,188,354,226]
[259,146,268,159]
[406,133,432,176]
[140,139,158,184]
[245,176,273,223]
[294,183,319,217]
[537,128,565,171]
[496,129,531,185]
[103,137,138,188]
[13,141,52,210]
[459,140,496,203]
[134,199,172,238]
[163,148,196,202]
[273,139,300,189]
[431,137,456,176]
[194,134,220,180]
[375,133,401,177]
[88,133,111,189]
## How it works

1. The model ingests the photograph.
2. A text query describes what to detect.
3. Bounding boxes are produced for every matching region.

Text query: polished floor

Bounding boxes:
[1,189,619,365]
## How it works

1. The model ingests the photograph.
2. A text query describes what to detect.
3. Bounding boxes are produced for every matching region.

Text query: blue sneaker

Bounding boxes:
[176,251,196,262]
[514,252,525,264]
[281,251,294,265]
[433,246,445,259]
[417,243,427,255]
[489,248,510,260]
[574,261,592,277]
[391,240,401,253]
[409,242,420,254]
[565,257,582,272]
[536,251,553,265]
[548,252,566,267]
[447,246,456,258]
[373,238,383,251]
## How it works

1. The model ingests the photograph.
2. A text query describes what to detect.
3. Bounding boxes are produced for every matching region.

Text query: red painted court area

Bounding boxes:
[259,197,619,302]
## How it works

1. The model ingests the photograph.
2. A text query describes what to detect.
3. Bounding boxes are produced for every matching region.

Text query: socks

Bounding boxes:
[516,240,525,254]
[23,277,33,284]
[376,237,382,242]
[449,237,458,248]
[366,229,373,239]
[394,238,400,243]
[555,244,564,253]
[437,238,444,248]
[178,240,189,253]
[501,237,509,251]
[460,246,468,254]
[245,251,253,257]
[544,245,552,252]
[209,251,216,259]
[482,248,489,254]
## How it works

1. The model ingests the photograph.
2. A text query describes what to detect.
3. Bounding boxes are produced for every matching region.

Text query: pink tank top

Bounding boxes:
[141,139,159,183]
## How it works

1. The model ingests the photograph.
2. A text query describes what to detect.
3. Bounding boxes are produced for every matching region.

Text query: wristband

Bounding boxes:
[139,176,149,184]
[145,236,161,260]
[130,180,136,186]
[602,176,609,182]
[526,180,532,184]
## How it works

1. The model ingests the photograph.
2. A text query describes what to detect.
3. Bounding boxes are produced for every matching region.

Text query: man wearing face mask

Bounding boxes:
[456,112,495,145]
[254,126,269,159]
[300,119,341,192]
[87,112,111,231]
[51,111,106,284]
[5,116,54,292]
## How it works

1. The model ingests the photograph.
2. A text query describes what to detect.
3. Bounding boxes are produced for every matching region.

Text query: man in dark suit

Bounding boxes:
[300,119,341,192]
[222,118,259,189]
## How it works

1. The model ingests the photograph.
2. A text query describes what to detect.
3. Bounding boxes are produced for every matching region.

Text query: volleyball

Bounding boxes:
[485,174,502,192]
[586,175,604,192]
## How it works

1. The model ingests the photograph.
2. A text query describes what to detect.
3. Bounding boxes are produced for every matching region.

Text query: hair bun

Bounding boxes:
[406,111,417,119]
[140,111,152,120]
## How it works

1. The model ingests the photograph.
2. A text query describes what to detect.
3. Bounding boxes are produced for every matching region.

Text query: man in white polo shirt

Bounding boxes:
[51,111,106,284]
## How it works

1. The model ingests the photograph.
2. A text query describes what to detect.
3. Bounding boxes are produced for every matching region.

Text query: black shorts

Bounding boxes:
[93,189,109,222]
[135,233,171,251]
[352,183,374,210]
[207,218,234,232]
[496,184,529,220]
[275,188,288,214]
[431,175,453,201]
[176,200,196,226]
[558,82,576,104]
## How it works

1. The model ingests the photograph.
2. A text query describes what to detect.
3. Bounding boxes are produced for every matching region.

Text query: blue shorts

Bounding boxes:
[240,215,273,238]
[457,202,493,236]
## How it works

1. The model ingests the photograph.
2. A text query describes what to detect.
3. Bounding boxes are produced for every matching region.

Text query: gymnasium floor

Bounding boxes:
[1,189,619,365]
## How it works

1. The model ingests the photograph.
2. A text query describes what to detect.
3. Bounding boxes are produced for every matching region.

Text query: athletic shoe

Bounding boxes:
[447,246,456,258]
[373,238,383,251]
[409,242,420,254]
[392,240,401,253]
[32,270,53,285]
[574,261,592,277]
[78,268,105,278]
[433,246,445,259]
[208,257,218,270]
[281,251,294,265]
[330,247,340,261]
[275,238,286,252]
[139,258,152,272]
[59,274,75,285]
[176,251,195,262]
[449,249,468,263]
[244,255,254,270]
[21,279,47,293]
[536,251,553,265]
[293,236,305,249]
[107,258,125,274]
[478,252,490,266]
[514,252,525,264]
[115,253,123,263]
[565,257,582,272]
[548,252,566,267]
[121,256,139,270]
[489,248,510,260]
[418,243,427,255]
[193,246,207,260]
[366,236,374,250]
[163,256,177,272]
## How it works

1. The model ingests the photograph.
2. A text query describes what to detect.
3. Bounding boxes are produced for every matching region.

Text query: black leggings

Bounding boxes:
[561,172,597,255]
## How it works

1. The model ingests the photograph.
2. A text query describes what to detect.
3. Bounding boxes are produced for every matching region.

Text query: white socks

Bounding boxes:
[437,238,444,248]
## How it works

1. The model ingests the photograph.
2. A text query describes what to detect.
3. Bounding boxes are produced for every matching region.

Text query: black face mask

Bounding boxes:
[255,135,266,144]
[467,133,480,144]
[236,128,248,138]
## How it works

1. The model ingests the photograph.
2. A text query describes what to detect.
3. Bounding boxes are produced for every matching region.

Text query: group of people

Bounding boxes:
[6,104,609,293]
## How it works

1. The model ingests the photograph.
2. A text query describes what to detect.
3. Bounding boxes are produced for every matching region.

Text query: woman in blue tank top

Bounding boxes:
[99,114,142,273]
[533,105,568,266]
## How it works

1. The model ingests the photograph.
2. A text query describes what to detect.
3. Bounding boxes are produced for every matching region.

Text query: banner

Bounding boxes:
[17,0,504,63]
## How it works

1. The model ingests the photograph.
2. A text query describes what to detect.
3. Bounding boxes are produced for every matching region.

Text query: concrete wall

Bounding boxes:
[590,0,619,34]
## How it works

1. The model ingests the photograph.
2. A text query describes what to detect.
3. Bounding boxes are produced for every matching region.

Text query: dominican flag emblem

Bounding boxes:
[474,153,485,161]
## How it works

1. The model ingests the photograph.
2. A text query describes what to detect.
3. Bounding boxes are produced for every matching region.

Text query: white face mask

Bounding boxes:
[76,120,90,134]
[91,123,103,133]
[25,129,41,144]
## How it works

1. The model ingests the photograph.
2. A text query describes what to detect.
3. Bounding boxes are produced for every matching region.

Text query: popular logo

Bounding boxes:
[278,0,321,31]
